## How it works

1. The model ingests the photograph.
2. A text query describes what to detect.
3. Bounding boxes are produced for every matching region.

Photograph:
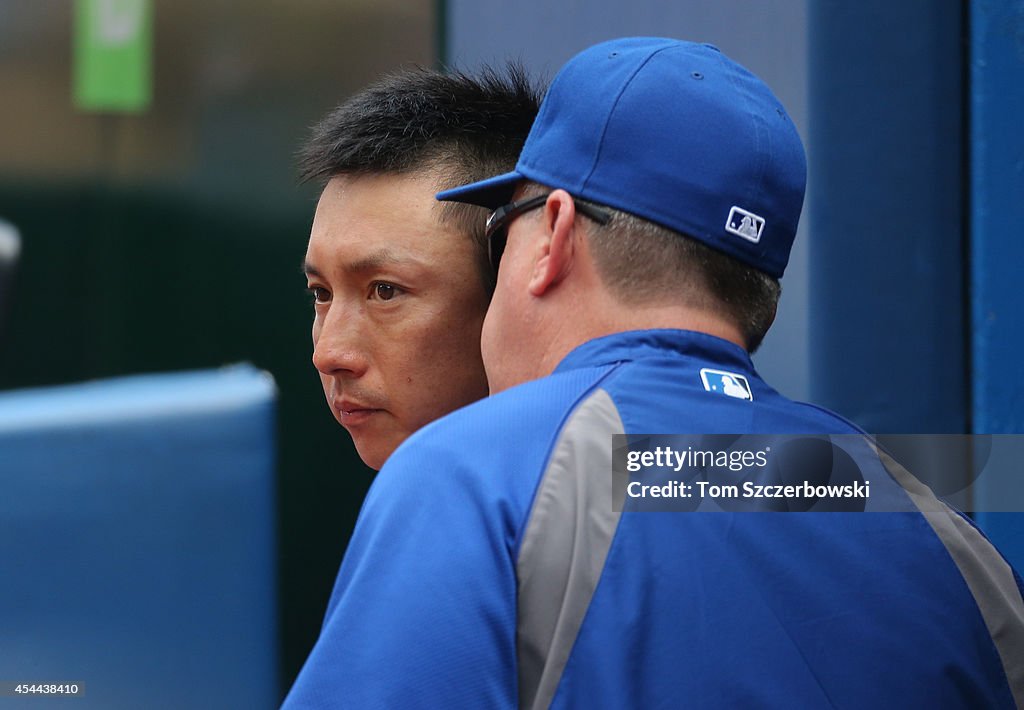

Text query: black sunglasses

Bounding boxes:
[485,194,612,273]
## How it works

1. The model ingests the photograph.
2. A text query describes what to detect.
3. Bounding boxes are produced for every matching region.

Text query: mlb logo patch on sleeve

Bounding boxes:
[725,206,765,243]
[700,368,753,400]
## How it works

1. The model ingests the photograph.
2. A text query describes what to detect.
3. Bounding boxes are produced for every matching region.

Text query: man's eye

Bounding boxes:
[308,286,330,304]
[372,282,399,301]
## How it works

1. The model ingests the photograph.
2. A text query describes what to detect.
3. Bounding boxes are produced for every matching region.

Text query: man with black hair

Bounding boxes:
[286,38,1023,709]
[299,66,540,470]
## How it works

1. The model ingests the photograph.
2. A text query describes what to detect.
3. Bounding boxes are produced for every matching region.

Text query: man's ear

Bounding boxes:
[528,190,577,297]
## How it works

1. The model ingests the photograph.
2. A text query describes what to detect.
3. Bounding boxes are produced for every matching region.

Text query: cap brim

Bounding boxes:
[436,170,523,208]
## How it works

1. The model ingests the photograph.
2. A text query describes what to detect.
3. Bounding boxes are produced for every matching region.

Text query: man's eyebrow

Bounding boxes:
[346,249,421,273]
[302,250,424,281]
[301,260,322,278]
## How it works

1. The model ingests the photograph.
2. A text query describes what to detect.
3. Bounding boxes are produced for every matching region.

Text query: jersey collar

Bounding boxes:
[553,329,755,375]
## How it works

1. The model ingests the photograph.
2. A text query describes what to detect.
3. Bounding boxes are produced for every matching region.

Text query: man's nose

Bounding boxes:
[312,307,369,378]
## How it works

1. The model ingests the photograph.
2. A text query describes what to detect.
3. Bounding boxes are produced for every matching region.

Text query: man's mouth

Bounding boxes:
[335,400,383,426]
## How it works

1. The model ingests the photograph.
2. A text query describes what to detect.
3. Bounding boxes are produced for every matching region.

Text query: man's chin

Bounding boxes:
[354,446,389,472]
[349,429,404,472]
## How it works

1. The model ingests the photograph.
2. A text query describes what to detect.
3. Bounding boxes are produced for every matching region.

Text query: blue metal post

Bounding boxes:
[808,1,967,435]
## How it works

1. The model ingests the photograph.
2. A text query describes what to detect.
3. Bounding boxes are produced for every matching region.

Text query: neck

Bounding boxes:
[523,292,746,385]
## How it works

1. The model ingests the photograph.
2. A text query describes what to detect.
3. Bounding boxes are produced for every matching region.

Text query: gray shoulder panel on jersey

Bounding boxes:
[516,388,626,710]
[878,447,1024,706]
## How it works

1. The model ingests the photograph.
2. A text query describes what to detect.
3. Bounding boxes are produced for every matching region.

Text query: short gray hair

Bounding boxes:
[521,182,781,352]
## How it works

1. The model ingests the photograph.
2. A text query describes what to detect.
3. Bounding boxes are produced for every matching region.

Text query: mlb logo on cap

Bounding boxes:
[725,206,765,244]
[700,368,753,400]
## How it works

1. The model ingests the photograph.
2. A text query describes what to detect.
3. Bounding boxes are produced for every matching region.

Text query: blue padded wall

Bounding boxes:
[969,0,1024,570]
[0,365,278,709]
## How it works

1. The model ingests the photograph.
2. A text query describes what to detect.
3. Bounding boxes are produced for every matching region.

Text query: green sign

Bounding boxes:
[73,0,152,112]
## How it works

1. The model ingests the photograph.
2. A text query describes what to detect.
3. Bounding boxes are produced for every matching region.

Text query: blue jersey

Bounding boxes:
[284,330,1024,709]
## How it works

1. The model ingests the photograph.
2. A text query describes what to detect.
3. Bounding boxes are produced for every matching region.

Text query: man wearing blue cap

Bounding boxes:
[284,38,1024,708]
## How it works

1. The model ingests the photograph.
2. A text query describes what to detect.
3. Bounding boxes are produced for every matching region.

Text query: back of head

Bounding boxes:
[439,38,806,349]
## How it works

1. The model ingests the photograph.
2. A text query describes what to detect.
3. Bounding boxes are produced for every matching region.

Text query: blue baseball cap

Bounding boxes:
[437,37,806,279]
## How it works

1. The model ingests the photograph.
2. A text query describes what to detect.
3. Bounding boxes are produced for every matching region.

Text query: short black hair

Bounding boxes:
[299,65,541,287]
[299,64,539,188]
